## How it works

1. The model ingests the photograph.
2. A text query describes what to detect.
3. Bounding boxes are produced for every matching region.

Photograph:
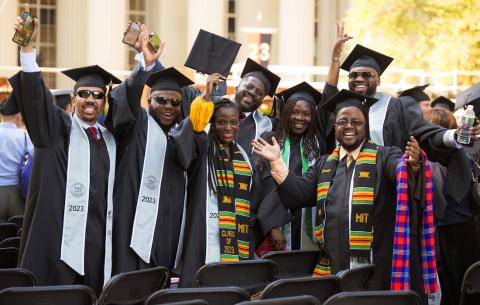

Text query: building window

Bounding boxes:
[127,0,146,69]
[226,0,236,40]
[18,0,57,88]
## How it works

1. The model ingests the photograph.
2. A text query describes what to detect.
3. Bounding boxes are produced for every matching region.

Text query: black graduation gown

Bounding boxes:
[9,71,110,295]
[171,119,272,287]
[237,112,278,154]
[276,146,424,293]
[105,65,186,275]
[255,132,315,250]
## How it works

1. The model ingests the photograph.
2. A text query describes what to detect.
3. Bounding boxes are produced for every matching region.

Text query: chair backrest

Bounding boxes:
[6,215,24,228]
[336,264,375,292]
[0,268,36,291]
[0,223,19,242]
[97,266,169,305]
[151,300,208,305]
[261,251,320,279]
[260,276,338,304]
[0,285,96,305]
[146,287,250,305]
[0,247,18,268]
[0,237,21,249]
[194,260,277,294]
[237,295,320,305]
[323,291,422,305]
[460,261,480,305]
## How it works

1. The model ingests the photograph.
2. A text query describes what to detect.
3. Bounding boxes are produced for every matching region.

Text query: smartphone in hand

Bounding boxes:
[211,80,227,102]
[122,22,141,47]
[149,32,161,52]
[12,11,36,47]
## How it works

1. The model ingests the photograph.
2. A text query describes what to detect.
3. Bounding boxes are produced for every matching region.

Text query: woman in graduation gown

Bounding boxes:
[172,88,279,287]
[255,82,324,253]
[253,89,437,303]
[9,16,120,295]
[105,27,194,276]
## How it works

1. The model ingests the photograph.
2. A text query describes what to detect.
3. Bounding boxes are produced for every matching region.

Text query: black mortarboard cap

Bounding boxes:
[321,89,378,116]
[399,84,430,102]
[185,29,242,77]
[431,96,455,112]
[51,89,73,111]
[146,67,194,93]
[240,58,281,96]
[455,84,480,111]
[341,44,393,76]
[276,82,322,106]
[0,95,19,116]
[62,65,121,92]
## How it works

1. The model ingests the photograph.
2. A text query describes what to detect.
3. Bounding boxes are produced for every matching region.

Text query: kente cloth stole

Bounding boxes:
[391,151,437,294]
[215,143,253,262]
[313,141,378,276]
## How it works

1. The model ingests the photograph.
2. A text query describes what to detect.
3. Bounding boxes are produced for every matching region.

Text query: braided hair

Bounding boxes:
[207,98,241,197]
[274,99,319,161]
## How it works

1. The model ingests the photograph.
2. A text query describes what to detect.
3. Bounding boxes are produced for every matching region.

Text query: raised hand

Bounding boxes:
[124,21,142,53]
[203,73,225,101]
[252,137,281,162]
[405,136,421,166]
[14,3,39,52]
[140,24,165,67]
[332,21,353,60]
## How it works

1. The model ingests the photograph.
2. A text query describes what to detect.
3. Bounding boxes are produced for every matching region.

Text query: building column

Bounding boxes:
[278,0,315,68]
[0,0,19,77]
[145,0,188,68]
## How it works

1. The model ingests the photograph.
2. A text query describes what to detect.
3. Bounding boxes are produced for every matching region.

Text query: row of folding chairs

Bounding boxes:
[0,215,24,269]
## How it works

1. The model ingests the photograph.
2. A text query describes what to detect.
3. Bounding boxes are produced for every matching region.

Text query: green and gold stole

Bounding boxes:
[281,136,316,247]
[215,143,253,262]
[313,141,378,276]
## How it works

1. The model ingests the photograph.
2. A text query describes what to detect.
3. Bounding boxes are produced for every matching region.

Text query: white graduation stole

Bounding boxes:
[61,114,116,286]
[130,113,167,263]
[368,92,391,146]
[253,110,273,142]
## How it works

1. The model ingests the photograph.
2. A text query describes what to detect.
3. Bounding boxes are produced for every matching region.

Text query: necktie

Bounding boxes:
[87,127,99,144]
[240,113,246,125]
[346,153,353,168]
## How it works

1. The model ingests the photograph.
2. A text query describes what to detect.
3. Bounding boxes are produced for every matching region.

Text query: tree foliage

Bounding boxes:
[344,0,480,72]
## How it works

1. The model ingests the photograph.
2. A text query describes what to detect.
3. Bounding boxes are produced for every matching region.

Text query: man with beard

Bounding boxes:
[253,89,436,304]
[9,13,120,295]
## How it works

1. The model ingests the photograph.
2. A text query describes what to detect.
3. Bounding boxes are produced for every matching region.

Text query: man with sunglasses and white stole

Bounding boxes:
[105,24,207,279]
[9,14,120,295]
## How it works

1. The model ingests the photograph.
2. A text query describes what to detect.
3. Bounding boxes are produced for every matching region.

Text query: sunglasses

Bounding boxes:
[77,90,105,99]
[348,71,377,80]
[150,97,182,107]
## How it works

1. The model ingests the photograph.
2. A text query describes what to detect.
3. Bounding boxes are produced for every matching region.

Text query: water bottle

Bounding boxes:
[458,105,476,145]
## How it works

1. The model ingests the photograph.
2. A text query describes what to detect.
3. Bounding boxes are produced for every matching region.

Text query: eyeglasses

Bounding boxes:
[150,97,182,107]
[335,119,364,128]
[77,90,105,99]
[348,71,377,80]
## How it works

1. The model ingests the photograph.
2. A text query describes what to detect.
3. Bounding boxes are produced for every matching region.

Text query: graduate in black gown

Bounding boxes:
[398,84,431,115]
[171,82,280,287]
[9,16,120,295]
[105,26,193,277]
[253,90,437,303]
[255,82,324,253]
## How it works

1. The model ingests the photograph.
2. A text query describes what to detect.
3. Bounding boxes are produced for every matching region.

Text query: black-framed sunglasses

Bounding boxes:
[149,97,182,107]
[77,90,105,99]
[348,71,377,80]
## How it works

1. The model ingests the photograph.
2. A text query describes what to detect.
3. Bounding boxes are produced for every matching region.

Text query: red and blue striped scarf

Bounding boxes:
[391,150,437,294]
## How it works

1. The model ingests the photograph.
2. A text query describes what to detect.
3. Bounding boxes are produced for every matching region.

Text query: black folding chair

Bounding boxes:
[237,295,320,305]
[7,215,24,228]
[152,300,207,305]
[17,228,23,237]
[336,264,375,291]
[260,276,338,304]
[261,250,320,279]
[0,247,18,268]
[97,266,169,305]
[0,237,21,249]
[194,260,277,294]
[146,287,250,305]
[0,223,19,242]
[0,268,36,291]
[0,285,96,305]
[323,291,422,305]
[460,261,480,305]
